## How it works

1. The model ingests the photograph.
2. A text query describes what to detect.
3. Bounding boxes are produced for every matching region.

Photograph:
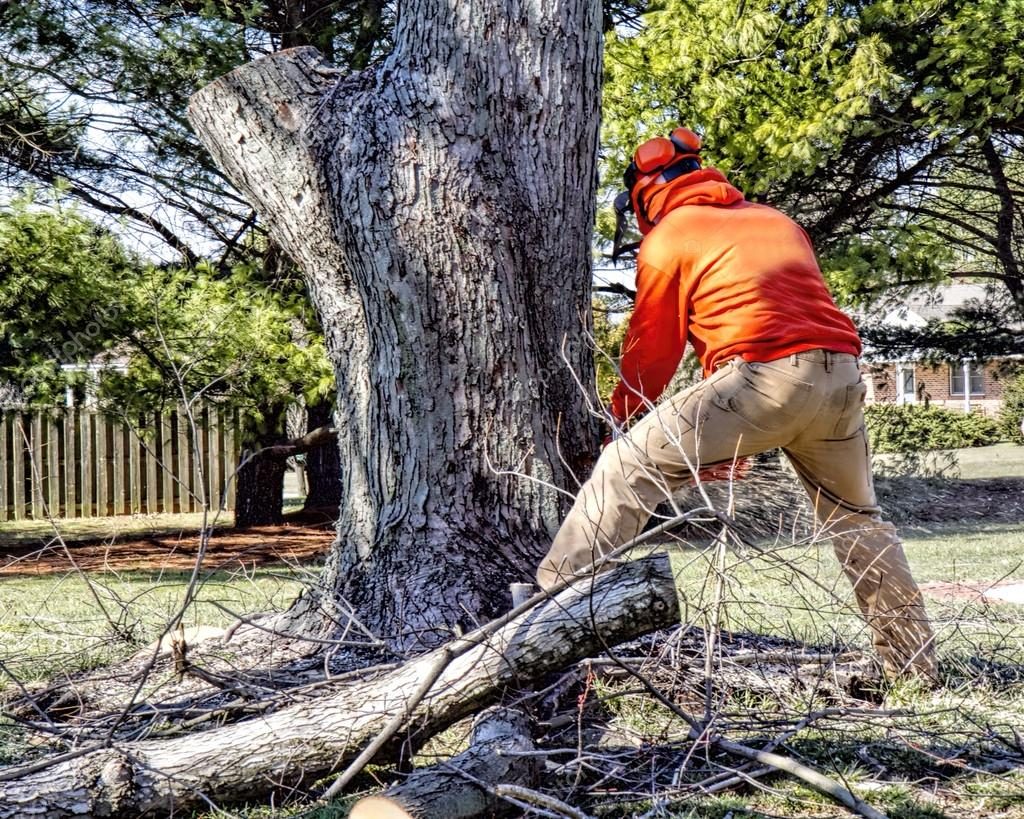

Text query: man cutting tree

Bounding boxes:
[536,127,937,680]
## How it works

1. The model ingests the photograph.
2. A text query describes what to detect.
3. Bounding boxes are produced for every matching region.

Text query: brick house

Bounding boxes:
[860,284,1021,416]
[863,358,1010,415]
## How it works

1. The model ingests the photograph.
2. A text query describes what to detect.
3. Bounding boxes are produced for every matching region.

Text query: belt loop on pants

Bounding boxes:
[789,353,798,366]
[824,350,833,372]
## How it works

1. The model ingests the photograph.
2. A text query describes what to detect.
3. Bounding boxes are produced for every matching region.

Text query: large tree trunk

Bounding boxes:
[188,3,602,648]
[0,557,678,817]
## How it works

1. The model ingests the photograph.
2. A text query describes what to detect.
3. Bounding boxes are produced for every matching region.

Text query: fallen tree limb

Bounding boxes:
[348,707,539,819]
[0,555,679,817]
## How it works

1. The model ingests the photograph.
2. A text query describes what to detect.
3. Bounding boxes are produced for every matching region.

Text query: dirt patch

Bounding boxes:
[920,580,1024,605]
[0,521,335,577]
[876,476,1024,524]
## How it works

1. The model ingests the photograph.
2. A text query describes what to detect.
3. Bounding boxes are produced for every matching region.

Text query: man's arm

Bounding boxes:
[609,259,685,422]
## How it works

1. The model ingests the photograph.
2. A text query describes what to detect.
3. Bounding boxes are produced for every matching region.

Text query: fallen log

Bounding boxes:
[0,555,678,817]
[348,707,538,819]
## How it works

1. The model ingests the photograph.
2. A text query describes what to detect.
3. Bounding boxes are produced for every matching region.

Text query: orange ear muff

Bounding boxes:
[669,127,702,154]
[632,137,679,174]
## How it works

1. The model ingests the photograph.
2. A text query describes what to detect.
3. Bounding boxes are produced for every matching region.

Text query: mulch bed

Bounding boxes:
[0,520,335,577]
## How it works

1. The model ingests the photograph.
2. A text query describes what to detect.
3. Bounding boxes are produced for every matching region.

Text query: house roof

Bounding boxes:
[879,283,989,327]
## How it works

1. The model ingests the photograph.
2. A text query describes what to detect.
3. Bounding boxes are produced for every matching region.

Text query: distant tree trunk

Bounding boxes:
[234,405,288,527]
[190,0,602,649]
[302,398,341,511]
[981,136,1024,319]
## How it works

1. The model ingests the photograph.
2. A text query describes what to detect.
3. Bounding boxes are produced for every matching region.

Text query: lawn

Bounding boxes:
[655,521,1024,819]
[934,442,1024,480]
[0,510,235,548]
[1,447,1023,817]
[0,564,312,691]
[872,441,1024,480]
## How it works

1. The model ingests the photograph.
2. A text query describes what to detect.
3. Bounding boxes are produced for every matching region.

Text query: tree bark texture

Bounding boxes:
[233,450,287,527]
[0,556,678,817]
[188,3,603,648]
[234,413,289,527]
[302,398,342,510]
[348,707,539,819]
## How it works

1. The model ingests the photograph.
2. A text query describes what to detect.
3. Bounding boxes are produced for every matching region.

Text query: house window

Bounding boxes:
[901,368,915,396]
[949,363,984,395]
[896,365,915,404]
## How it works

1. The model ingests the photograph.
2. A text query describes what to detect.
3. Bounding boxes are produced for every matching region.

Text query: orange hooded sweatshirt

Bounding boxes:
[610,168,861,422]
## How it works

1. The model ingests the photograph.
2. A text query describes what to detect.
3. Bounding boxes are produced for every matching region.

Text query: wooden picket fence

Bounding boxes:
[0,407,239,521]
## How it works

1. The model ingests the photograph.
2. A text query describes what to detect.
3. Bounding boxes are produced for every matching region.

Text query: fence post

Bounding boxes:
[95,414,109,517]
[79,411,92,518]
[208,409,222,512]
[12,413,25,521]
[65,408,77,518]
[176,407,191,513]
[0,414,8,522]
[160,411,174,514]
[31,412,44,518]
[112,416,126,516]
[47,412,60,517]
[145,412,159,514]
[128,417,143,514]
[224,409,238,511]
[193,407,207,511]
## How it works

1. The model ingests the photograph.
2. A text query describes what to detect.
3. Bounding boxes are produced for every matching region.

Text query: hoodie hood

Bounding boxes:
[641,167,745,231]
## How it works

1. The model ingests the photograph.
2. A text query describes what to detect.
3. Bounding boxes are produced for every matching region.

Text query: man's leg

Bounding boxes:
[785,385,937,679]
[536,362,787,589]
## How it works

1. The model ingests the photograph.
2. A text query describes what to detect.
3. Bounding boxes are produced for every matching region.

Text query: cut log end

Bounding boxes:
[349,796,416,819]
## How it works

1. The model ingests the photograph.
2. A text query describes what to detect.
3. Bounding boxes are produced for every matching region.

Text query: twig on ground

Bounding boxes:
[493,784,596,819]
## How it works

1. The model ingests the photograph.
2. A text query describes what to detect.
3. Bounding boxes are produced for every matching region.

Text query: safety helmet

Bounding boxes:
[612,127,703,261]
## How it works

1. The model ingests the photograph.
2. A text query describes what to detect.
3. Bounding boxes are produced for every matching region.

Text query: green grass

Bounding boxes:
[669,522,1024,664]
[0,498,307,547]
[3,464,1024,817]
[0,560,314,769]
[0,564,312,688]
[942,442,1024,480]
[637,522,1024,819]
[873,441,1024,480]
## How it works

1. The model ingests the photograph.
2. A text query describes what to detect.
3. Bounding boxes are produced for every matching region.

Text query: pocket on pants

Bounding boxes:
[831,380,868,438]
[709,362,812,433]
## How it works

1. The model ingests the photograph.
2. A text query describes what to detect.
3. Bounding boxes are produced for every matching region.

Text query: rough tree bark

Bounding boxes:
[188,0,602,647]
[348,707,539,819]
[0,557,678,817]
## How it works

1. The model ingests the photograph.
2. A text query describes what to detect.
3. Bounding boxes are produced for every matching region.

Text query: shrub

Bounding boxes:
[997,371,1024,445]
[865,404,1000,453]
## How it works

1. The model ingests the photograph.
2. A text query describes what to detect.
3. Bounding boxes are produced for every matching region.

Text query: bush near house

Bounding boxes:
[997,372,1024,445]
[865,404,1001,453]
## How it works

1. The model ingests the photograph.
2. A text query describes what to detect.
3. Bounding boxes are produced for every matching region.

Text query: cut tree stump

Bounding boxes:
[0,555,678,817]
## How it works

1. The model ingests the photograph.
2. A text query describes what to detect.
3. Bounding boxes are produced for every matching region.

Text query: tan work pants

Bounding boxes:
[537,350,937,679]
